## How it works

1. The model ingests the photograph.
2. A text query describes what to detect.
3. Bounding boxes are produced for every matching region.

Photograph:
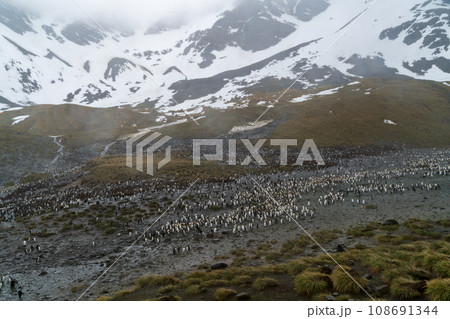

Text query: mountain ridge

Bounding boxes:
[0,0,449,117]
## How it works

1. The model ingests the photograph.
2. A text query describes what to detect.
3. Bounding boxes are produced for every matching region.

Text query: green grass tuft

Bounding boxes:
[253,277,278,291]
[331,267,369,294]
[157,284,177,294]
[215,288,237,301]
[231,275,252,286]
[185,284,202,295]
[265,251,282,261]
[294,271,331,296]
[433,260,450,278]
[362,254,392,273]
[375,234,405,244]
[136,275,179,288]
[286,260,309,275]
[390,277,422,300]
[426,279,450,301]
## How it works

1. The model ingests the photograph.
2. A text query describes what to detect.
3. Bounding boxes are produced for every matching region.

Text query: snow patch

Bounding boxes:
[0,106,23,113]
[229,120,272,134]
[290,86,343,103]
[138,118,188,134]
[11,115,29,125]
[383,119,397,125]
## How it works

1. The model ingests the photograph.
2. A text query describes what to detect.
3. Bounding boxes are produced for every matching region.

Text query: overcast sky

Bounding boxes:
[9,0,236,30]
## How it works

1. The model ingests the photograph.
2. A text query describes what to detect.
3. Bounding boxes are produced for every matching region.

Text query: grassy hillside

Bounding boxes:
[0,78,448,184]
[0,104,160,149]
[0,78,448,150]
[159,78,450,147]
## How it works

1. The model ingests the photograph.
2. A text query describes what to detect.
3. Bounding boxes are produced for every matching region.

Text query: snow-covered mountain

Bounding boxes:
[0,0,449,115]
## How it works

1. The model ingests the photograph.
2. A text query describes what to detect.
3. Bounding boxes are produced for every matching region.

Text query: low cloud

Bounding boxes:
[6,0,237,30]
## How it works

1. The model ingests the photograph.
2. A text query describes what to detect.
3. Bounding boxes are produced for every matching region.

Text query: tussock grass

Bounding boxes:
[378,224,400,231]
[136,275,179,288]
[401,265,432,281]
[180,278,202,288]
[98,218,449,301]
[403,218,434,230]
[410,229,441,239]
[253,277,278,291]
[333,249,365,264]
[433,260,450,278]
[185,284,201,295]
[231,257,246,267]
[296,235,312,248]
[231,275,252,286]
[412,253,448,270]
[251,264,287,276]
[331,266,368,294]
[312,229,339,243]
[203,270,224,280]
[265,251,282,261]
[157,285,177,294]
[286,260,309,275]
[215,288,237,301]
[431,241,450,254]
[362,254,392,273]
[426,279,450,301]
[375,234,405,244]
[97,287,139,301]
[346,227,374,237]
[436,220,450,227]
[398,243,425,252]
[390,277,422,300]
[314,254,334,265]
[219,267,254,280]
[184,271,208,280]
[294,272,331,296]
[280,239,296,253]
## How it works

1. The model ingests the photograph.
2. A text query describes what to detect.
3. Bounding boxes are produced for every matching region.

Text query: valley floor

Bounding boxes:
[0,147,448,301]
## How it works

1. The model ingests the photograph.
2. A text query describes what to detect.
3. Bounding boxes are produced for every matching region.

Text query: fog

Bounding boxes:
[6,0,237,30]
